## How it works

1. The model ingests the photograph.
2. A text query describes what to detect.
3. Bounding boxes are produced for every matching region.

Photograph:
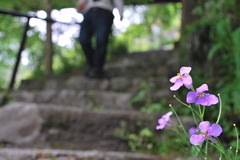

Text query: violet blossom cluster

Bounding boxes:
[170,66,193,91]
[156,111,173,130]
[190,121,222,145]
[170,66,219,107]
[157,66,222,146]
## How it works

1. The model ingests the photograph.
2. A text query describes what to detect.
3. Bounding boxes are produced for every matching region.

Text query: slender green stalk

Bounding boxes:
[202,106,206,120]
[212,139,232,160]
[216,94,222,124]
[173,95,189,107]
[205,141,210,160]
[229,147,234,160]
[195,145,205,160]
[173,95,201,118]
[189,104,201,118]
[198,105,203,121]
[190,106,199,126]
[169,104,206,159]
[190,87,196,92]
[211,143,228,159]
[233,124,239,160]
[169,104,188,137]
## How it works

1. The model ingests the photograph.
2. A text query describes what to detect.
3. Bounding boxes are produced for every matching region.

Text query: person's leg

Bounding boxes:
[79,13,94,68]
[93,9,114,72]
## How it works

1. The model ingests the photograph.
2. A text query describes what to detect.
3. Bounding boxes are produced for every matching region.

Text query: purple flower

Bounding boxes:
[186,84,219,106]
[156,111,173,130]
[188,127,198,136]
[190,121,222,145]
[170,66,193,91]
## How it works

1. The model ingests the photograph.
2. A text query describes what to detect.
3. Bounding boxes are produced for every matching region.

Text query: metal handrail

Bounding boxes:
[0,8,80,24]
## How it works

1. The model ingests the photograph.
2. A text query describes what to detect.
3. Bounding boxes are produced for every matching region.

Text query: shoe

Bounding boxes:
[85,69,104,79]
[84,68,92,77]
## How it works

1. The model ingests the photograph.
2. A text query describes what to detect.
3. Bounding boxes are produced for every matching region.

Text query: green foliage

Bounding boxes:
[199,0,240,114]
[52,43,85,75]
[178,1,240,154]
[107,35,128,59]
[126,128,155,152]
[0,11,86,87]
[0,2,181,88]
[116,3,181,52]
[180,0,240,112]
[124,0,155,5]
[0,0,45,11]
[0,0,76,11]
[145,3,181,30]
[0,15,24,88]
[130,81,168,112]
[120,126,191,157]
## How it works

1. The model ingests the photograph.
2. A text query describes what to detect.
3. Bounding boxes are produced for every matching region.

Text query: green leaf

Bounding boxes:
[140,128,153,137]
[208,43,222,60]
[191,145,202,157]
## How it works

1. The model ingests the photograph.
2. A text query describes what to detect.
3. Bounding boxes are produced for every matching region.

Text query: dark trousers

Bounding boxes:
[79,8,114,71]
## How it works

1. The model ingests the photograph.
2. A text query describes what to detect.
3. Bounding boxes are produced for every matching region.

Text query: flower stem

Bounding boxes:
[216,94,222,124]
[190,107,199,126]
[173,95,189,107]
[205,141,210,160]
[198,105,203,121]
[234,124,239,160]
[169,104,189,137]
[202,106,206,120]
[229,146,235,160]
[212,139,232,160]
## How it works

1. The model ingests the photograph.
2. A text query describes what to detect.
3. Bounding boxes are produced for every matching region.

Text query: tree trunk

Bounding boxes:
[44,0,54,76]
[180,0,198,34]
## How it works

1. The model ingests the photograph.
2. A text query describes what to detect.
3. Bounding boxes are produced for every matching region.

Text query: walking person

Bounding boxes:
[76,0,124,79]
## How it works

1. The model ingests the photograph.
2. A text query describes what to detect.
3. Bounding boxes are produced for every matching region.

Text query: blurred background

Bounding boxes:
[0,0,240,159]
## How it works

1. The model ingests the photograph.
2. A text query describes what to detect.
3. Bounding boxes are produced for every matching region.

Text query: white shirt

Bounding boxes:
[77,0,124,18]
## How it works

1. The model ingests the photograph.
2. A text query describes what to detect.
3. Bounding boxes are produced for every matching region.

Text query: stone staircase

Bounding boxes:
[0,50,191,160]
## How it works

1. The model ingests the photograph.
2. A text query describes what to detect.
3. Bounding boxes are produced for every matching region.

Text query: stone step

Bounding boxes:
[0,102,158,151]
[105,65,172,79]
[105,50,179,71]
[0,102,194,152]
[0,148,165,160]
[10,90,133,110]
[18,76,170,93]
[10,89,172,110]
[17,50,180,92]
[60,50,180,78]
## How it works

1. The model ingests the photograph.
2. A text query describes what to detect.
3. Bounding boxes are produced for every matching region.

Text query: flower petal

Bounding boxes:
[158,118,165,124]
[188,127,198,136]
[205,94,219,106]
[156,119,167,130]
[208,124,222,137]
[186,91,197,103]
[170,76,178,83]
[170,81,183,91]
[207,136,217,143]
[196,84,208,93]
[190,134,206,145]
[184,84,193,89]
[156,124,165,130]
[180,66,192,74]
[199,121,211,133]
[163,111,173,118]
[156,111,173,130]
[182,75,192,85]
[196,97,208,106]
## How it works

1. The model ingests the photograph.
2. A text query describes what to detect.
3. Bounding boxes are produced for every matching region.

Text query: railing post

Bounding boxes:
[0,17,30,106]
[8,17,30,91]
